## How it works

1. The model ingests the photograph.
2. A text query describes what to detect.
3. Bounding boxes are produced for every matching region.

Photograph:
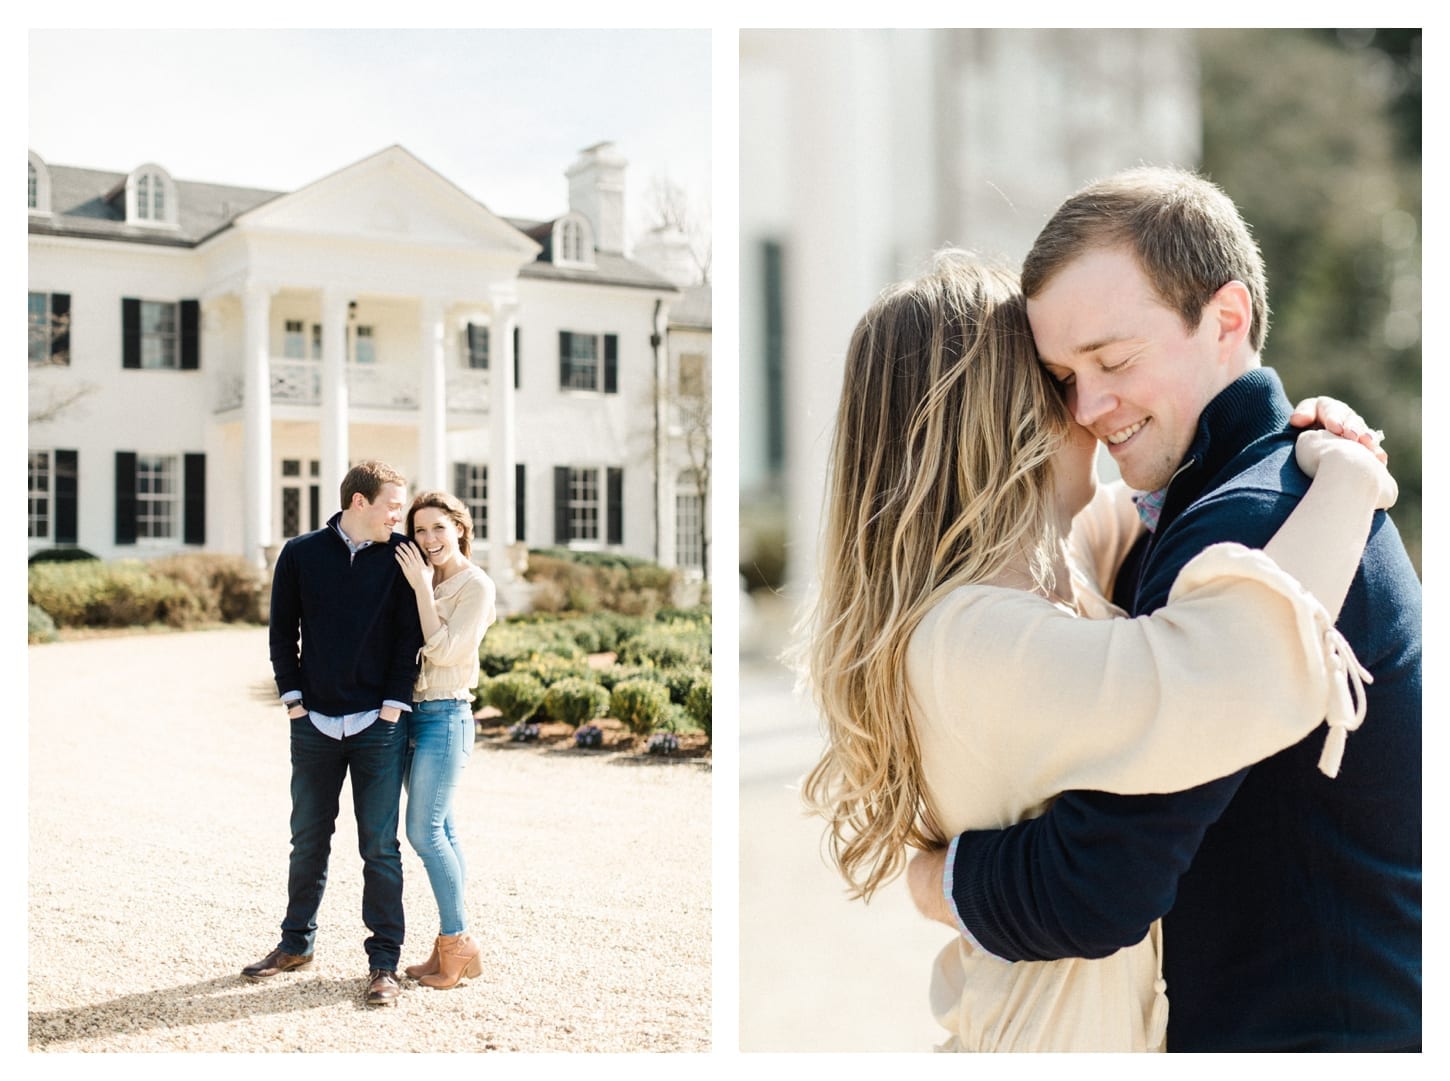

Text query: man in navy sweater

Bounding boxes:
[245,460,424,1007]
[909,168,1421,1050]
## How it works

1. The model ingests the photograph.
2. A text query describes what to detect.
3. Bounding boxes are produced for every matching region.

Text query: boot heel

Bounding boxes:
[464,954,483,978]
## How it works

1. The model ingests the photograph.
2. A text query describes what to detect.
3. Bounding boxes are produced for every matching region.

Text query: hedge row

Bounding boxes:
[476,606,712,740]
[28,555,266,632]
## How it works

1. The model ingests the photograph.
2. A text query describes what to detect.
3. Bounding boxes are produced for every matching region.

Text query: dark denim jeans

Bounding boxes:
[280,715,407,969]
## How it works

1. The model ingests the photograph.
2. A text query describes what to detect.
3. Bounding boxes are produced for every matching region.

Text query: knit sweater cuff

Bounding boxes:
[947,833,1013,963]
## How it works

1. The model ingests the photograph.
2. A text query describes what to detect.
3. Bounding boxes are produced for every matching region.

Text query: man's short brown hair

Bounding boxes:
[1022,166,1270,353]
[340,460,406,510]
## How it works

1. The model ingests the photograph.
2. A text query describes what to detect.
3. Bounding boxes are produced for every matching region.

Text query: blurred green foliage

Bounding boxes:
[1198,28,1421,570]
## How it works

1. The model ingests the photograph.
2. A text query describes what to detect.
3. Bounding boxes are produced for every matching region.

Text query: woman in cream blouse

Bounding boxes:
[395,491,497,990]
[801,252,1395,1051]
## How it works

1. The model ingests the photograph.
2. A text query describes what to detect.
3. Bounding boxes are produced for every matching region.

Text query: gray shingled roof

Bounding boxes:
[670,283,711,329]
[30,165,282,247]
[30,162,683,297]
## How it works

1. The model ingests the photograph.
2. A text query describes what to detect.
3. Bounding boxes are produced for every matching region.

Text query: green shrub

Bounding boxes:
[479,622,585,677]
[617,621,710,670]
[28,560,201,628]
[543,678,611,727]
[151,553,266,623]
[482,673,546,724]
[524,548,683,616]
[594,663,666,694]
[662,703,690,733]
[656,664,707,706]
[685,676,712,741]
[610,679,671,736]
[28,604,58,643]
[512,653,595,688]
[28,547,99,564]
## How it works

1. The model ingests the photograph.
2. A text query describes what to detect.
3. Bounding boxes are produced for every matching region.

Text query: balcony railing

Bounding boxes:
[216,360,489,414]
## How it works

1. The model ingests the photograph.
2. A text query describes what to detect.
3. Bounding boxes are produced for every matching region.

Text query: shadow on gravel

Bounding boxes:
[29,973,389,1048]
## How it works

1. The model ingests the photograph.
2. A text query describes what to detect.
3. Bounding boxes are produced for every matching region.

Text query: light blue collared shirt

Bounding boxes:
[281,518,410,740]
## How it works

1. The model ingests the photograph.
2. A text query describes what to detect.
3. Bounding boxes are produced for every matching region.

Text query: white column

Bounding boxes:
[319,288,349,513]
[241,283,273,566]
[417,296,448,493]
[653,300,674,567]
[488,295,519,584]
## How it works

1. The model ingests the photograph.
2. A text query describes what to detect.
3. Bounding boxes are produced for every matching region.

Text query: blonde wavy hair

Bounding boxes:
[800,251,1074,900]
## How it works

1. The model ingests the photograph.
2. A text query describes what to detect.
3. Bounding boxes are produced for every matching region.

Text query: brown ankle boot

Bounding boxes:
[419,932,482,989]
[404,938,442,980]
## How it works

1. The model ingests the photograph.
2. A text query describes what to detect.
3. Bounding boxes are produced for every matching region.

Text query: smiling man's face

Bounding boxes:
[1028,245,1234,493]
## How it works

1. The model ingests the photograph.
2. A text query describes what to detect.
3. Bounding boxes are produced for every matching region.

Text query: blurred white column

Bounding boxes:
[417,296,447,492]
[241,282,273,565]
[319,288,349,511]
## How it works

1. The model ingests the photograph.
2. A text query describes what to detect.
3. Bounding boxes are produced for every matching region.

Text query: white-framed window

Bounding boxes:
[140,301,179,369]
[28,151,51,214]
[678,352,706,399]
[123,164,177,227]
[466,323,489,370]
[283,320,306,359]
[559,331,617,393]
[135,454,179,540]
[454,463,488,541]
[354,325,375,364]
[29,291,70,367]
[567,467,600,541]
[279,457,320,539]
[562,332,598,390]
[553,212,594,267]
[29,450,51,540]
[675,470,704,571]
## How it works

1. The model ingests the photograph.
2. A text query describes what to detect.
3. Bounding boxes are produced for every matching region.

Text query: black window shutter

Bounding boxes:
[121,298,141,369]
[50,293,70,364]
[180,300,200,369]
[453,462,469,501]
[184,453,206,544]
[558,331,570,388]
[54,449,78,544]
[515,463,526,542]
[114,451,137,544]
[308,484,320,532]
[513,325,521,389]
[603,334,618,394]
[606,467,623,545]
[553,466,570,544]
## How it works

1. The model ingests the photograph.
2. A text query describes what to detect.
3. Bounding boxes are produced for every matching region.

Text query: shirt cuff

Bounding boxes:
[944,834,1011,963]
[383,699,412,713]
[281,691,302,703]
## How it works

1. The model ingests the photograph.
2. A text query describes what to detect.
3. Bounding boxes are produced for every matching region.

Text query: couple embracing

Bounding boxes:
[805,167,1420,1051]
[244,461,497,1006]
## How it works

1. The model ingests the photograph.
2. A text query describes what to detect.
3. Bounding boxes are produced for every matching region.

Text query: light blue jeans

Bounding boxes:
[404,698,473,936]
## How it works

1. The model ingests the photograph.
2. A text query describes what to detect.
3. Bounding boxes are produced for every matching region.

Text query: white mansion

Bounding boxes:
[27,142,711,597]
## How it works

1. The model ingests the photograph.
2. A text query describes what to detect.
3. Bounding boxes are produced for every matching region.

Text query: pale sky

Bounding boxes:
[28,28,711,235]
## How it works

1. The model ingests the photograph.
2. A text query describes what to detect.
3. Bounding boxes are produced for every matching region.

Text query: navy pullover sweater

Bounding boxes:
[269,513,424,717]
[948,369,1421,1051]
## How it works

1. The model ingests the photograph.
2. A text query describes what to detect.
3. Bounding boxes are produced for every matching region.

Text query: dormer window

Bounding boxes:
[27,151,51,214]
[122,164,178,227]
[137,173,163,220]
[552,212,595,268]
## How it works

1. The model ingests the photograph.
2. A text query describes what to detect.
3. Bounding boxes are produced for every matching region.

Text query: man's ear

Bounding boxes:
[1208,280,1253,360]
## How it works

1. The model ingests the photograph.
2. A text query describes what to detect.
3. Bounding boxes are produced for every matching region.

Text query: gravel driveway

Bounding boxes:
[28,627,711,1053]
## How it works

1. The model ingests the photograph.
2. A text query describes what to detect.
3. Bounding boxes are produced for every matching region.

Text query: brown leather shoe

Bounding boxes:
[365,969,402,1006]
[241,948,313,982]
